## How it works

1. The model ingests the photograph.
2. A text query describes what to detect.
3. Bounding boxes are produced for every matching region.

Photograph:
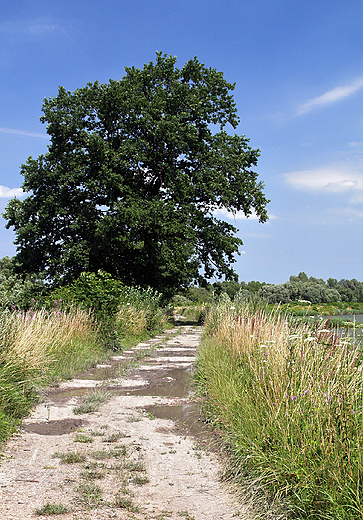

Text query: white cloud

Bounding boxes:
[0,186,24,198]
[214,208,277,221]
[297,78,363,115]
[283,167,363,194]
[0,127,48,139]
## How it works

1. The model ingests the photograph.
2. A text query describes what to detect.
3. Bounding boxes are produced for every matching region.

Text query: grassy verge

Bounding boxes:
[0,299,171,446]
[196,301,363,519]
[173,304,209,324]
[0,307,105,443]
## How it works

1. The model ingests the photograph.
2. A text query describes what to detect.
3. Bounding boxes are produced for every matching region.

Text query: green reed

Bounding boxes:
[197,301,363,519]
[0,307,104,443]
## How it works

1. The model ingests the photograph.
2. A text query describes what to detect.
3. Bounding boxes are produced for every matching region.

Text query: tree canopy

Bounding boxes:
[4,53,269,296]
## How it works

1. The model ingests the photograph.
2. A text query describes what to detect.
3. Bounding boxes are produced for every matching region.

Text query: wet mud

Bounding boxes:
[22,418,87,435]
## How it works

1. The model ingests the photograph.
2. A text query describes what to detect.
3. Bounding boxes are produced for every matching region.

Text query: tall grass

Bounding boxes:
[0,282,171,445]
[197,301,363,519]
[0,308,104,443]
[116,286,170,339]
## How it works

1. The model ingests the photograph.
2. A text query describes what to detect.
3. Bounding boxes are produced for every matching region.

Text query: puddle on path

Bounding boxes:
[22,418,86,436]
[143,401,221,449]
[146,403,202,434]
[114,367,193,397]
[52,365,194,401]
[76,360,128,381]
[43,326,214,443]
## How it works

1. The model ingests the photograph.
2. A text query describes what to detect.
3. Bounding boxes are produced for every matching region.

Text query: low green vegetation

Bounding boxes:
[0,266,172,447]
[52,451,87,464]
[197,300,363,519]
[73,389,111,415]
[34,502,69,515]
[44,430,146,515]
[76,482,103,508]
[113,493,139,512]
[277,299,363,317]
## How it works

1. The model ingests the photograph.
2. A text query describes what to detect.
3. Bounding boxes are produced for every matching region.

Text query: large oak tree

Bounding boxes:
[4,53,269,296]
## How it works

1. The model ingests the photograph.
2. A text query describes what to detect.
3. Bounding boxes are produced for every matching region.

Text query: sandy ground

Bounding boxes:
[0,324,252,520]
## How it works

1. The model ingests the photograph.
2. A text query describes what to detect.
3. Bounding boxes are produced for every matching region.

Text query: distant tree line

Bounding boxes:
[178,272,363,304]
[1,254,361,307]
[259,272,363,304]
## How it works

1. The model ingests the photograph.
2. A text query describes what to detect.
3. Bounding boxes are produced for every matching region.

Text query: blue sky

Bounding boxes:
[1,0,363,284]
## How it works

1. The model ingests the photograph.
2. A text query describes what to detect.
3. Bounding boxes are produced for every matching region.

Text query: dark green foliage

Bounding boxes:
[336,278,363,302]
[289,271,309,283]
[3,53,268,297]
[242,280,266,294]
[49,270,126,319]
[0,256,47,310]
[49,270,167,349]
[185,286,214,303]
[213,280,242,299]
[0,409,20,444]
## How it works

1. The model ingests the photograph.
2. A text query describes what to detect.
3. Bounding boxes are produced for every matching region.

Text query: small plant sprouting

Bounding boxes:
[132,474,150,485]
[114,494,139,512]
[76,482,103,507]
[73,388,111,415]
[124,460,146,472]
[127,414,142,422]
[34,502,68,515]
[81,469,105,480]
[158,511,173,520]
[103,430,126,443]
[74,433,93,443]
[52,451,86,464]
[90,446,126,460]
[178,511,196,520]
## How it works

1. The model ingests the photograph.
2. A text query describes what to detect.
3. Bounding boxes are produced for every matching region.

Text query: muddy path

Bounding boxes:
[0,323,252,519]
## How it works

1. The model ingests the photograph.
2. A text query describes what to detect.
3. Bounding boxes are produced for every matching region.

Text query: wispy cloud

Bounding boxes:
[0,18,57,37]
[0,18,86,55]
[297,78,363,115]
[0,186,24,198]
[327,207,363,221]
[283,166,363,198]
[214,208,277,221]
[0,127,48,139]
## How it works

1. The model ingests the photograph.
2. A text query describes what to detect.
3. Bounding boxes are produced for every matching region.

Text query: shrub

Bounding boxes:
[0,256,47,310]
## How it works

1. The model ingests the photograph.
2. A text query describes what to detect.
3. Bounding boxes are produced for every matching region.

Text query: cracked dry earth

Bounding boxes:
[0,324,251,520]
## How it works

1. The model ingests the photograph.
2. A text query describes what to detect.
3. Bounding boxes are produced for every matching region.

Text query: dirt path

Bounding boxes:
[0,324,251,520]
